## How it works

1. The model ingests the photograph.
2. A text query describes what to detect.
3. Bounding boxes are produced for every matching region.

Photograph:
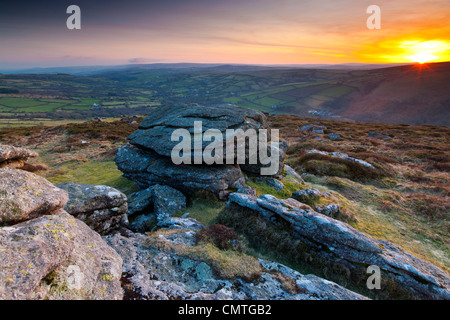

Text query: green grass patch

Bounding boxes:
[318,86,354,98]
[0,97,43,108]
[46,160,138,195]
[173,190,226,225]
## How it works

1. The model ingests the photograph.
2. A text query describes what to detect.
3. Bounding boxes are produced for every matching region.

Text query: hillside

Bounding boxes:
[336,62,450,125]
[0,110,448,300]
[0,62,449,127]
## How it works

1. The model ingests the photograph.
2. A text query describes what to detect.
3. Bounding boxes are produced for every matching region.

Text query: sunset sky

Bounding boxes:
[0,0,449,69]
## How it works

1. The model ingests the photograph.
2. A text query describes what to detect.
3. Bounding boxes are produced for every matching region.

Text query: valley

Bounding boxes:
[1,62,449,127]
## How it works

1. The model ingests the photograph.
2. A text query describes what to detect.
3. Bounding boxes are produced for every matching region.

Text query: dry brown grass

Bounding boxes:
[268,114,450,271]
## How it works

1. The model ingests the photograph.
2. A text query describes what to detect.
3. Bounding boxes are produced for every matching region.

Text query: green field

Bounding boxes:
[3,62,443,125]
[0,67,359,121]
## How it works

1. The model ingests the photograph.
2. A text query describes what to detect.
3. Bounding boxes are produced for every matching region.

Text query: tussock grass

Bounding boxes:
[145,229,262,282]
[218,204,415,300]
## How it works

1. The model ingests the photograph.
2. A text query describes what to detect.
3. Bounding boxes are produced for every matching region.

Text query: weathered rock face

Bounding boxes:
[227,193,450,300]
[129,104,269,159]
[0,145,37,169]
[115,144,244,195]
[55,182,128,235]
[128,184,186,218]
[0,211,123,300]
[127,188,154,216]
[128,184,187,233]
[0,158,123,300]
[104,222,366,300]
[0,167,68,226]
[115,104,286,196]
[240,140,288,176]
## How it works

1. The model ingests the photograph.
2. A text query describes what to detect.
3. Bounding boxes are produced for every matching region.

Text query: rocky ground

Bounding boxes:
[0,104,449,300]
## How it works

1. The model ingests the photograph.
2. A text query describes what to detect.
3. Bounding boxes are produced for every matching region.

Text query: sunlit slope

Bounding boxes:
[339,62,450,125]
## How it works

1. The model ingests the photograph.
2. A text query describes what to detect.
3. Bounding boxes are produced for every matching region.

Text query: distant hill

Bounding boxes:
[0,62,448,126]
[335,62,450,126]
[0,62,410,76]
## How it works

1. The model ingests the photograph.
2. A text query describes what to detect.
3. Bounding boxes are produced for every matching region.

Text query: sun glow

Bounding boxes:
[401,40,449,64]
[407,53,438,64]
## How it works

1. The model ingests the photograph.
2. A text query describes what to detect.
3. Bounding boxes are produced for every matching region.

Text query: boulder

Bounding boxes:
[311,126,326,134]
[55,182,128,235]
[0,211,123,300]
[316,204,340,217]
[301,125,326,134]
[127,188,154,216]
[0,167,68,226]
[292,188,322,205]
[151,185,186,223]
[227,193,450,300]
[306,149,376,169]
[368,131,392,139]
[300,125,314,131]
[328,133,341,141]
[127,184,186,233]
[284,164,304,184]
[0,145,37,168]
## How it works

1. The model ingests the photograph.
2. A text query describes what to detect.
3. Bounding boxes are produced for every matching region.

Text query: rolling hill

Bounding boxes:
[0,62,449,126]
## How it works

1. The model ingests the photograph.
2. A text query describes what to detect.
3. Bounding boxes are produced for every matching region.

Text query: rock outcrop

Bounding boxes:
[105,223,367,300]
[115,104,287,196]
[56,182,128,235]
[128,104,268,158]
[0,211,123,300]
[227,192,450,300]
[0,152,123,300]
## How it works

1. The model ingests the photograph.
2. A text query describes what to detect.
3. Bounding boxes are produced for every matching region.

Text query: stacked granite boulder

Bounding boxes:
[115,104,288,196]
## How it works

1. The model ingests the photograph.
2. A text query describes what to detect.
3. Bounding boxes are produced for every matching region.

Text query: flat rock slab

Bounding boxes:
[0,167,68,226]
[115,144,244,195]
[129,104,268,158]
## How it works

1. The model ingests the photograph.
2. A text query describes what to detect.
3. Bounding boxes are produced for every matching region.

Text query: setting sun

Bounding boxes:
[407,53,438,64]
[401,40,449,64]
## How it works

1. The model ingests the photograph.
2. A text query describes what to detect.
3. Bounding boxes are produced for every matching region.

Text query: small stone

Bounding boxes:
[328,133,341,141]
